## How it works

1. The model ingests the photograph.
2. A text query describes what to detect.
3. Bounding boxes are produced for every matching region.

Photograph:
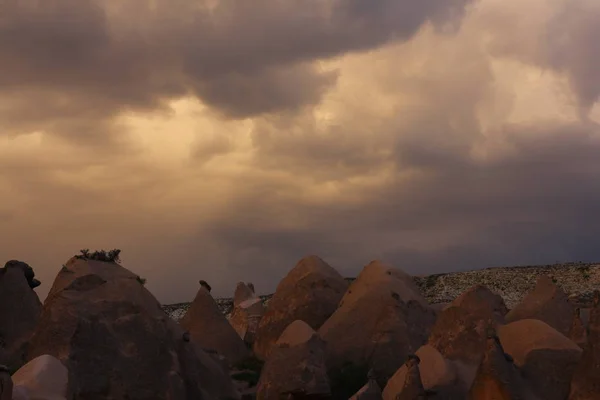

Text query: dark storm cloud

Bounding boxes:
[203,121,600,281]
[0,0,475,142]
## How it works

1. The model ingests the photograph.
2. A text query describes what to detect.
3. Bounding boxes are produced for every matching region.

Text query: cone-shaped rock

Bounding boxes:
[233,282,256,308]
[253,256,347,360]
[451,284,508,323]
[428,285,507,370]
[394,355,426,400]
[383,345,460,400]
[26,256,240,400]
[506,275,574,336]
[349,369,382,400]
[319,261,436,384]
[11,354,68,400]
[569,291,600,399]
[229,282,264,345]
[0,260,42,372]
[180,282,249,365]
[467,333,538,400]
[256,320,330,400]
[498,319,582,400]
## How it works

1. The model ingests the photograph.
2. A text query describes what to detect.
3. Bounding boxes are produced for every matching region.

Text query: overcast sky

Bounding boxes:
[1,0,600,304]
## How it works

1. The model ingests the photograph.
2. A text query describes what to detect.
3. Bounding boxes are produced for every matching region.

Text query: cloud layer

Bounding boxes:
[1,0,599,303]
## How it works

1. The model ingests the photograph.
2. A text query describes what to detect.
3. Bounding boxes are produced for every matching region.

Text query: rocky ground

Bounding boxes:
[162,262,600,320]
[3,256,600,400]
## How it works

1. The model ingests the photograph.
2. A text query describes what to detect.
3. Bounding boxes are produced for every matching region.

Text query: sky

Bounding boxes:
[1,0,600,304]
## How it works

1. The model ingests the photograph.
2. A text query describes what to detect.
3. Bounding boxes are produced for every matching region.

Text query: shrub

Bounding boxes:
[76,249,121,263]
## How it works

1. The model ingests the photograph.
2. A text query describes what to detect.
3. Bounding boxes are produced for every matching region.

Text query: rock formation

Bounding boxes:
[382,345,460,400]
[393,355,426,400]
[427,285,507,391]
[229,282,265,345]
[467,332,538,400]
[349,369,382,400]
[3,261,41,289]
[319,261,436,386]
[11,354,68,400]
[253,256,347,360]
[505,275,574,336]
[0,260,42,372]
[180,281,249,365]
[256,320,330,400]
[498,319,583,400]
[234,282,256,308]
[25,256,239,400]
[569,291,600,399]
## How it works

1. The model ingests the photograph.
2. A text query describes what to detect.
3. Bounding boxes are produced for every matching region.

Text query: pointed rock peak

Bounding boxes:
[292,255,343,279]
[350,369,382,400]
[199,280,212,292]
[234,282,255,307]
[360,260,413,282]
[3,260,41,289]
[247,282,255,293]
[367,368,377,381]
[349,260,427,306]
[276,320,317,348]
[396,354,426,400]
[180,280,249,364]
[252,255,346,360]
[468,331,540,400]
[505,273,573,336]
[534,275,566,297]
[483,333,506,364]
[452,284,508,321]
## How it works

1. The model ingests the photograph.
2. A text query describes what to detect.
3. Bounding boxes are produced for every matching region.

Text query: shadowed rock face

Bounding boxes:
[0,364,13,400]
[394,355,426,400]
[319,261,436,386]
[428,285,507,365]
[569,308,588,348]
[179,284,249,365]
[26,257,240,400]
[11,354,68,400]
[3,261,41,289]
[382,344,461,400]
[253,255,348,361]
[229,282,264,346]
[468,334,538,400]
[0,261,42,371]
[234,282,256,308]
[349,369,382,400]
[569,291,600,399]
[256,321,330,400]
[498,319,582,400]
[506,275,574,336]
